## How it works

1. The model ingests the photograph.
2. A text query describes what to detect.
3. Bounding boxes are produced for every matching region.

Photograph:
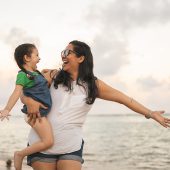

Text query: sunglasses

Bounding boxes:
[61,49,79,58]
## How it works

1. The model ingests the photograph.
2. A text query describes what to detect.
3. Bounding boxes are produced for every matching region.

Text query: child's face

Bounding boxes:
[30,48,40,70]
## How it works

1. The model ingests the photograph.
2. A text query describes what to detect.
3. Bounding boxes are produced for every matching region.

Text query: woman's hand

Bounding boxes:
[41,69,58,87]
[41,69,51,74]
[21,96,48,124]
[151,111,170,128]
[27,99,48,125]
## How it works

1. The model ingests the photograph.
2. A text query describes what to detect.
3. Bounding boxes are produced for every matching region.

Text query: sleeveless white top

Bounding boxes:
[28,81,93,154]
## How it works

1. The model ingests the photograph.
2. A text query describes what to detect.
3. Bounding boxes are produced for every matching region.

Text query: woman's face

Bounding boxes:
[61,43,81,74]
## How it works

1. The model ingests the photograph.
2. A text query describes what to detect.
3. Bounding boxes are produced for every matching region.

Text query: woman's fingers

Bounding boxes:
[40,104,48,109]
[27,114,36,126]
[160,117,170,128]
[37,112,41,122]
[153,110,170,128]
[27,114,33,124]
[41,69,50,74]
[163,118,170,127]
[165,118,170,122]
[165,124,170,128]
[27,111,41,126]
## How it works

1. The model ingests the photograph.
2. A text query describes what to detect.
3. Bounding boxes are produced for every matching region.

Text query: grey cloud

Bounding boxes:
[4,27,40,48]
[88,0,170,31]
[87,0,170,75]
[137,76,162,90]
[93,36,129,75]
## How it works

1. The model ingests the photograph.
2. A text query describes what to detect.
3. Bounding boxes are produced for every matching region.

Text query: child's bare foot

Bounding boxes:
[14,151,24,170]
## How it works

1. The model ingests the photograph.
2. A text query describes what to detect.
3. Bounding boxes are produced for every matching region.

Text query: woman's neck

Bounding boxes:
[70,71,78,81]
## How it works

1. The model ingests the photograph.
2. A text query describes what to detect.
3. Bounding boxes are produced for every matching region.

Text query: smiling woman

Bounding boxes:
[21,40,170,170]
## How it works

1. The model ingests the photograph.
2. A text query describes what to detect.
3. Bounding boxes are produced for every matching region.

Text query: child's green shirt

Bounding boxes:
[16,71,39,88]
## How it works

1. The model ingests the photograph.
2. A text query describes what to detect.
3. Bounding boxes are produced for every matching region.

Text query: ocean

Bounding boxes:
[0,114,170,170]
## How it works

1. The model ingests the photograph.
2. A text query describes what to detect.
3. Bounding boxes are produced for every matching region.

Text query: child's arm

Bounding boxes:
[0,85,23,121]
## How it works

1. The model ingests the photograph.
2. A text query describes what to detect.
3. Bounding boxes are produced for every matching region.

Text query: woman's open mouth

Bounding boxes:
[62,60,69,67]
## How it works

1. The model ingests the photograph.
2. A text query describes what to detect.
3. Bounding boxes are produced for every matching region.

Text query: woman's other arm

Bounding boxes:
[96,79,170,128]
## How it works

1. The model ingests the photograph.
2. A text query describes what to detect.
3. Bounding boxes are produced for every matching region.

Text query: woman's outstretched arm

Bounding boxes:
[96,79,170,128]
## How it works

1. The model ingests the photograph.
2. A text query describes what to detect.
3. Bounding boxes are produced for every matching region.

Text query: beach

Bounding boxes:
[0,114,170,170]
[0,160,31,170]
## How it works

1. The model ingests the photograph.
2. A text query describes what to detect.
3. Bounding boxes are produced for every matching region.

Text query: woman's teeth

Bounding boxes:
[63,61,69,64]
[62,61,69,68]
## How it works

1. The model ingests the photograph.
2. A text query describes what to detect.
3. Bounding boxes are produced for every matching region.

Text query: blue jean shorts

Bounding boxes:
[27,140,84,166]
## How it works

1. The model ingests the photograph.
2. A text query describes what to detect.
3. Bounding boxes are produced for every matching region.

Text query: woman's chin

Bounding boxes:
[62,66,69,71]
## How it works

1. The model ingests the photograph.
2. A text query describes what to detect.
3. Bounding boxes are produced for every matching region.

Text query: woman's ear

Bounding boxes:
[78,56,85,63]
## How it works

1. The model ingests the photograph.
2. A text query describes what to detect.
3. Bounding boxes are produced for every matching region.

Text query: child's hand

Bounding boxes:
[0,109,11,121]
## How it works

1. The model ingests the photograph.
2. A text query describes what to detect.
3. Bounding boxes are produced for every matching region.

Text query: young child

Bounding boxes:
[0,43,54,170]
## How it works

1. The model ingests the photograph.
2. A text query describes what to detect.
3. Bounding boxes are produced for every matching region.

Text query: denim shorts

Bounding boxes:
[27,140,84,166]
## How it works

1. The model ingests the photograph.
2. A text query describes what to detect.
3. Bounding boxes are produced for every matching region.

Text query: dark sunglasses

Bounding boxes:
[61,49,79,58]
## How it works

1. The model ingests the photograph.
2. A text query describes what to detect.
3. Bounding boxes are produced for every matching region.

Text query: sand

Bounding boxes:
[0,160,32,170]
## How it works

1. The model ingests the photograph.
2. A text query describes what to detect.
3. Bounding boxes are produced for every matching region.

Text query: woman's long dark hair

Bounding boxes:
[54,40,98,104]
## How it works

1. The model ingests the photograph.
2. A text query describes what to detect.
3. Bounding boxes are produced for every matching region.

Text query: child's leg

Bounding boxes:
[14,117,54,170]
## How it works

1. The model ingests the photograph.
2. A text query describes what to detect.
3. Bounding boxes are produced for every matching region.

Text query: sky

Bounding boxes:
[0,0,170,115]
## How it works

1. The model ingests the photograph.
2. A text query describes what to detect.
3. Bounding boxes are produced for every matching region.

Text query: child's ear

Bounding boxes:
[78,56,85,63]
[23,55,30,62]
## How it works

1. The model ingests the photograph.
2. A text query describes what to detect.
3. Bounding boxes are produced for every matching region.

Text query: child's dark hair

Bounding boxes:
[14,43,36,72]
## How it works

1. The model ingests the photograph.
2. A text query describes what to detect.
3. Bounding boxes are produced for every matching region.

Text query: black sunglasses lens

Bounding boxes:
[61,50,66,57]
[65,49,69,57]
[61,49,68,57]
[61,51,64,57]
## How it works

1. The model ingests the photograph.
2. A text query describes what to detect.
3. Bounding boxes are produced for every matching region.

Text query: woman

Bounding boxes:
[23,40,170,170]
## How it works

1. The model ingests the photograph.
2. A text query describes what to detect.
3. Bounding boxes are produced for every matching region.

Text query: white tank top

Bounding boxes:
[28,81,93,154]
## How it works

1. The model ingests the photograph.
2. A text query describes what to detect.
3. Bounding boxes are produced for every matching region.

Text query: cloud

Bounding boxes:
[0,76,16,105]
[86,0,170,76]
[4,27,40,48]
[136,76,162,90]
[92,34,129,76]
[137,77,170,112]
[88,0,170,31]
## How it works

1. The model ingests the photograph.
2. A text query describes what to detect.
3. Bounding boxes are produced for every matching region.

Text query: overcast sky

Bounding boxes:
[0,0,170,115]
